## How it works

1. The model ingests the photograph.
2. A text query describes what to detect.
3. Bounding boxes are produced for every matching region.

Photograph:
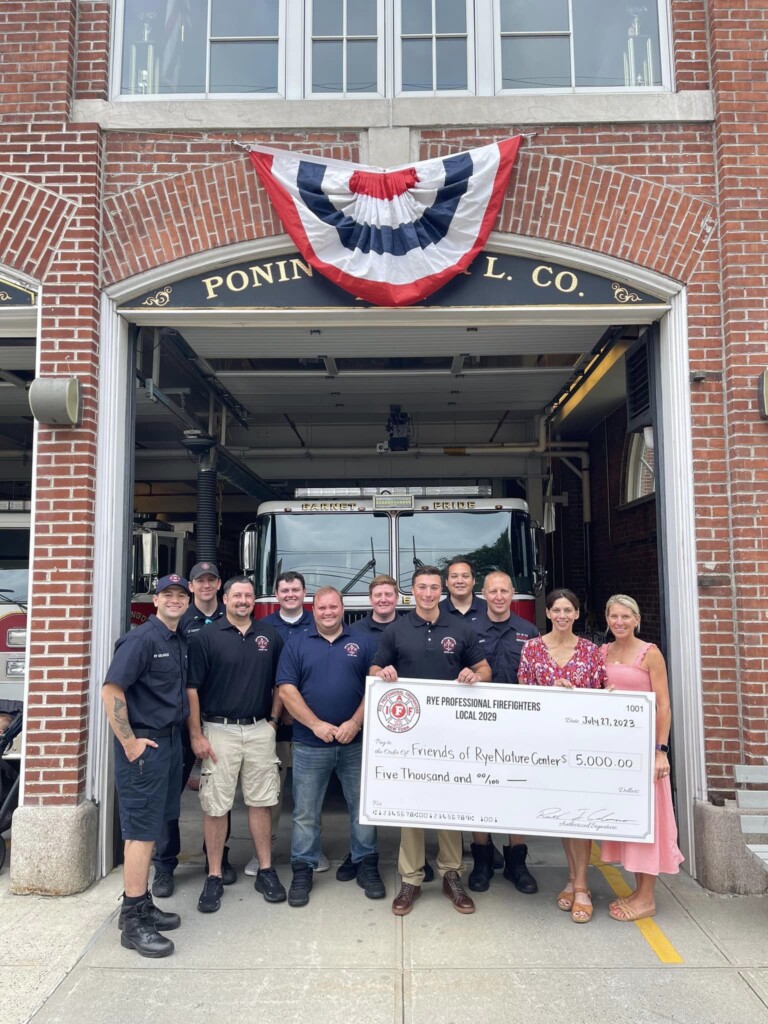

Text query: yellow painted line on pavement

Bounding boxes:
[590,843,684,964]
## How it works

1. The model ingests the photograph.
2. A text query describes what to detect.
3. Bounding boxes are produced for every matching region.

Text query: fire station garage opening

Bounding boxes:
[122,246,669,641]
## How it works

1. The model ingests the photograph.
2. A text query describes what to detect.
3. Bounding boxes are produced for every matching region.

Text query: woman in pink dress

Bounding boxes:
[518,588,606,923]
[600,594,684,922]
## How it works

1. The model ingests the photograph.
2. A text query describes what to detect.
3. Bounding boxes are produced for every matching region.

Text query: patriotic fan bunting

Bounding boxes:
[247,137,522,307]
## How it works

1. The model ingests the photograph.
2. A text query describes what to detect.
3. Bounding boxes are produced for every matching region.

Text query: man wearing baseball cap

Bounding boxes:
[102,574,190,958]
[152,562,228,899]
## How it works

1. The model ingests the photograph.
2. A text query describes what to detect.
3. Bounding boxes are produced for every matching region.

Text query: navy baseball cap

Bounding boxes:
[189,561,220,581]
[155,574,189,594]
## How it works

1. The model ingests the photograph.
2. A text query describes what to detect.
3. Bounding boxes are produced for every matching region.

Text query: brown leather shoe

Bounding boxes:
[392,883,421,916]
[442,870,475,914]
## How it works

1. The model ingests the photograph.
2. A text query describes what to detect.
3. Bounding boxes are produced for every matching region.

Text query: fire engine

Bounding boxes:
[240,487,545,623]
[131,519,196,626]
[0,502,30,707]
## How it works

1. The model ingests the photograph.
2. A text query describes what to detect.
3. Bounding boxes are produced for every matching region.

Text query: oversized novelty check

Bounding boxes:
[360,678,655,842]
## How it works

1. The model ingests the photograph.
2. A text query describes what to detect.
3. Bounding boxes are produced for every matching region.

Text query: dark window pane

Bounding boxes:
[210,40,278,92]
[348,0,378,36]
[499,0,568,33]
[313,0,343,36]
[501,35,571,89]
[313,39,344,91]
[122,0,206,94]
[436,37,467,89]
[402,37,433,90]
[347,40,378,91]
[211,0,279,37]
[273,514,390,595]
[402,0,432,35]
[574,2,661,87]
[436,0,466,34]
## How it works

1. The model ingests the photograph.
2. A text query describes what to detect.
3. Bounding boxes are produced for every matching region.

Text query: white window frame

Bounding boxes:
[304,0,386,99]
[492,0,673,96]
[624,427,656,504]
[394,0,476,98]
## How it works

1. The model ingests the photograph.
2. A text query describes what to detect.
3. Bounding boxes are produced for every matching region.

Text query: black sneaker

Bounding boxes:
[288,862,313,907]
[152,872,175,899]
[118,892,180,932]
[356,854,386,900]
[198,875,224,913]
[255,867,287,903]
[335,853,358,882]
[206,846,237,886]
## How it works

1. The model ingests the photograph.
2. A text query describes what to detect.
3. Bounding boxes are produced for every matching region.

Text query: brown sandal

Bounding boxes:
[556,877,576,911]
[571,888,593,924]
[609,902,656,922]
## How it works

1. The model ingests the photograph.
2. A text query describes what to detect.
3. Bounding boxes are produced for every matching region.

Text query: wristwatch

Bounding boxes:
[269,716,281,726]
[655,743,670,753]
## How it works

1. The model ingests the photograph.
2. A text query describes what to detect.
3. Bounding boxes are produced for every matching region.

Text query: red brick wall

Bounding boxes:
[0,1,103,805]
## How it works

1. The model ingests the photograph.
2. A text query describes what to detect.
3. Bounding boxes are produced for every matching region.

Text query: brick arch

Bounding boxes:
[102,149,716,289]
[0,172,78,282]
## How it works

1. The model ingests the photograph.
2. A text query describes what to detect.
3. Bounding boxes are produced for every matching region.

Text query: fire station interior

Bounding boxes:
[121,312,662,642]
[0,306,662,641]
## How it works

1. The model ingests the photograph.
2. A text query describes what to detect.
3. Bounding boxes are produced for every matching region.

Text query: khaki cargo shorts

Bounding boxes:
[199,719,280,817]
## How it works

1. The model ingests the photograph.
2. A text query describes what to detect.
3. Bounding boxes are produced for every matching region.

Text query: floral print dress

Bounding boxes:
[517,635,607,689]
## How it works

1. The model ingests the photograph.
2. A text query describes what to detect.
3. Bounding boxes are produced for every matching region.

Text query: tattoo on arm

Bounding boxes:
[113,697,134,741]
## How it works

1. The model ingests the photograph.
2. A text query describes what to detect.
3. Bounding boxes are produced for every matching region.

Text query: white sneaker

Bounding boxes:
[316,852,330,873]
[244,855,259,876]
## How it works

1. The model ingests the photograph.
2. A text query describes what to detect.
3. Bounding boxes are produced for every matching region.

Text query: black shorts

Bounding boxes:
[114,729,182,842]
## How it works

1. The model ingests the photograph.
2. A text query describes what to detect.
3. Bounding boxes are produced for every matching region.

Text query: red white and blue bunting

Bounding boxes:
[247,137,522,307]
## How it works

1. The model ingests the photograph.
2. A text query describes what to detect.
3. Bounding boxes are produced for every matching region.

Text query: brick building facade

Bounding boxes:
[1,1,765,894]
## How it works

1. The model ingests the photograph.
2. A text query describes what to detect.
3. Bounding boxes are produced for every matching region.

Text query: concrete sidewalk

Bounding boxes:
[2,782,767,1024]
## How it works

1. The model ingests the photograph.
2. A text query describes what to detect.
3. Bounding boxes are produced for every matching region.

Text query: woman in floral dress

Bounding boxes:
[518,589,606,923]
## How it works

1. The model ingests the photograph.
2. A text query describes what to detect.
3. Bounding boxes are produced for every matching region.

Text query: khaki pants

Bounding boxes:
[398,828,464,885]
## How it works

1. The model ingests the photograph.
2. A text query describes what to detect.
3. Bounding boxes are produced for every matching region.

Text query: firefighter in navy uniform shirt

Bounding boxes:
[443,557,487,623]
[152,561,227,899]
[466,571,540,896]
[187,576,286,914]
[276,587,385,908]
[101,574,190,959]
[350,573,400,637]
[371,565,491,918]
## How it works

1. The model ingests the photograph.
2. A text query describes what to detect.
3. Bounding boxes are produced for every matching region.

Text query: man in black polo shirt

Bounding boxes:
[371,565,491,917]
[466,571,540,895]
[102,573,190,958]
[276,586,384,907]
[152,561,227,899]
[187,576,286,913]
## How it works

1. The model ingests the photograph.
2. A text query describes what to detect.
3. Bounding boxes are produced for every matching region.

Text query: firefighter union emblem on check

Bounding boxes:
[377,688,421,733]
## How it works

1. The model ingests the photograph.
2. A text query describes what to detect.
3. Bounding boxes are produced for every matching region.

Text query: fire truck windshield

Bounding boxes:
[0,527,30,608]
[397,510,533,595]
[257,513,390,596]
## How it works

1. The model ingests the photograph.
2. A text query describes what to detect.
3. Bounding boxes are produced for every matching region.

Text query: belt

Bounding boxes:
[202,715,263,726]
[133,726,177,738]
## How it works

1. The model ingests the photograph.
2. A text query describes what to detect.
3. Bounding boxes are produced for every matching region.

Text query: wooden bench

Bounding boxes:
[735,764,768,873]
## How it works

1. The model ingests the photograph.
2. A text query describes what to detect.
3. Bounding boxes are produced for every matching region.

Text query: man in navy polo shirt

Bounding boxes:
[187,576,286,913]
[102,573,190,958]
[466,571,540,895]
[276,586,385,907]
[152,561,228,899]
[443,557,487,624]
[350,573,400,637]
[371,565,491,917]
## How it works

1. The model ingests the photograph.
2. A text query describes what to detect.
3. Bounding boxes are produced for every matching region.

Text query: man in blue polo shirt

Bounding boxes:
[102,573,190,958]
[371,565,491,917]
[276,586,385,908]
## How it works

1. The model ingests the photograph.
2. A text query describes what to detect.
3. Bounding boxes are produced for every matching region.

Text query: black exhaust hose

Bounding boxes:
[196,464,217,562]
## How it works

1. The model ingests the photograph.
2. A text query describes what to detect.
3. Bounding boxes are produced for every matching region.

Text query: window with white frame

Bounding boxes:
[624,428,656,503]
[115,1,668,99]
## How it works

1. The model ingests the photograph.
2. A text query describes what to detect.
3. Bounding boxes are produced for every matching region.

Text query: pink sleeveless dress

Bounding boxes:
[599,643,684,875]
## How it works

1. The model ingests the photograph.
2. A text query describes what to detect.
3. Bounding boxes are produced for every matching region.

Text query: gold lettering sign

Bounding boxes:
[202,258,312,300]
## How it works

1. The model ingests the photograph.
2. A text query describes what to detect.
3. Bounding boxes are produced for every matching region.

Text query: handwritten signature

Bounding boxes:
[537,807,636,830]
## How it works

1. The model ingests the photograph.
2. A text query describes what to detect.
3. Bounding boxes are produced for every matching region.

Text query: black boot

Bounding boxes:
[467,841,494,892]
[503,843,539,894]
[118,892,181,932]
[356,854,386,900]
[119,896,175,958]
